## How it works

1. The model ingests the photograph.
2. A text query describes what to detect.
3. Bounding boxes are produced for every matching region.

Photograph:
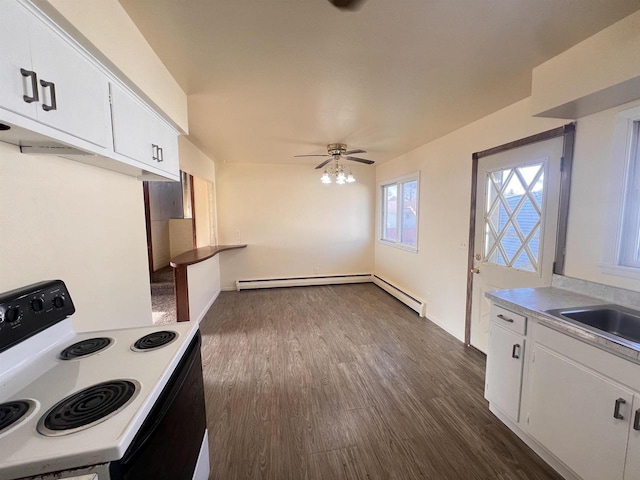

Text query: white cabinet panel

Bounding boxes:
[624,395,640,480]
[485,323,525,422]
[110,83,179,178]
[0,2,38,119]
[28,15,111,148]
[528,344,632,480]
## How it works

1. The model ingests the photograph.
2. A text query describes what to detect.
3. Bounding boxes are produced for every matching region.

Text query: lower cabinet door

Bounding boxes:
[528,344,632,480]
[485,323,524,422]
[624,395,640,480]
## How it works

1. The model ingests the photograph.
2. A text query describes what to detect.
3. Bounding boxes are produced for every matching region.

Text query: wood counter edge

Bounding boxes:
[170,244,247,268]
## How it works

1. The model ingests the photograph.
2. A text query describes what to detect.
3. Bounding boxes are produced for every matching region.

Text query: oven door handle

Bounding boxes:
[121,336,200,464]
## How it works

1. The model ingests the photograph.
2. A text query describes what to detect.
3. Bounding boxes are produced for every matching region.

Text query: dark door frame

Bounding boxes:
[142,181,154,278]
[464,123,576,347]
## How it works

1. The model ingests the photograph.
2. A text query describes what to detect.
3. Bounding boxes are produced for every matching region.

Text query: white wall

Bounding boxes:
[564,99,640,290]
[179,136,216,183]
[375,98,568,341]
[532,10,640,118]
[193,176,212,248]
[216,162,375,289]
[0,143,152,331]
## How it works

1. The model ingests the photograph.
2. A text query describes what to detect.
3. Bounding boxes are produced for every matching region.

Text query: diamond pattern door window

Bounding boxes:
[484,162,545,273]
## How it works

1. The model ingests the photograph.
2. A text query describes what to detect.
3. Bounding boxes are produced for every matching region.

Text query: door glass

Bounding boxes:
[484,162,545,273]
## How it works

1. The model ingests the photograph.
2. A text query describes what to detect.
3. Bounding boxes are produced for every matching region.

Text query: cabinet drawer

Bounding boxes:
[490,305,526,335]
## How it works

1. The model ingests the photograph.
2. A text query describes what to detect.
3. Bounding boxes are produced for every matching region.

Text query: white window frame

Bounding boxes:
[619,120,640,268]
[600,105,640,279]
[379,172,420,252]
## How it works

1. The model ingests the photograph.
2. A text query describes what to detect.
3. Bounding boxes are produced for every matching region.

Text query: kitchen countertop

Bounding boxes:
[486,287,640,363]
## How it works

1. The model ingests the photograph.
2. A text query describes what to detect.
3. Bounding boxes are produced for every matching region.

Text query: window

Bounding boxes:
[484,162,545,273]
[619,120,640,268]
[380,173,419,250]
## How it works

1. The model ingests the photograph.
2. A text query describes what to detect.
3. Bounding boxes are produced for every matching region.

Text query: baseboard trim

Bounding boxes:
[372,274,426,317]
[235,274,373,291]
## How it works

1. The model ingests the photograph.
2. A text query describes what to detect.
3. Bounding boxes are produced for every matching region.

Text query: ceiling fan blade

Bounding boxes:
[294,154,330,158]
[315,158,333,170]
[345,156,375,165]
[328,0,366,10]
[344,149,366,155]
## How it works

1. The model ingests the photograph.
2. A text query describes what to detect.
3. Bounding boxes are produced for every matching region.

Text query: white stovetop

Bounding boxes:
[0,319,199,480]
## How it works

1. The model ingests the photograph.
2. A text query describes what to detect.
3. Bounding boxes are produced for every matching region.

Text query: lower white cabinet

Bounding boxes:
[625,396,640,479]
[528,343,633,480]
[110,82,179,179]
[485,305,527,423]
[485,323,525,422]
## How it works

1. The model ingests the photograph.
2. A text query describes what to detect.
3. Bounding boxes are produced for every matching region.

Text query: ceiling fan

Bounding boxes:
[328,0,367,10]
[294,143,375,170]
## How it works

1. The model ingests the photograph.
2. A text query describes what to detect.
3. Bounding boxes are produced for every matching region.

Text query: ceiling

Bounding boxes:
[118,0,640,167]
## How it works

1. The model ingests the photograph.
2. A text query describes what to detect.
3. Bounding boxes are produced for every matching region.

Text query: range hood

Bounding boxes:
[0,120,96,157]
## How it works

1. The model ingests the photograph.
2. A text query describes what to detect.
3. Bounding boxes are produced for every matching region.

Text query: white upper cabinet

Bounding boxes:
[0,2,38,119]
[110,83,179,178]
[28,14,111,148]
[0,1,111,148]
[0,1,180,181]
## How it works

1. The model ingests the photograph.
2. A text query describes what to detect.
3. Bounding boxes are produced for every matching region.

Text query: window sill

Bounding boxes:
[599,263,640,280]
[378,240,418,253]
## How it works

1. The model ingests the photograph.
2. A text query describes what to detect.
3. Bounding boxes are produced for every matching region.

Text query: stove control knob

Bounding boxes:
[53,296,65,309]
[5,307,21,323]
[31,298,44,312]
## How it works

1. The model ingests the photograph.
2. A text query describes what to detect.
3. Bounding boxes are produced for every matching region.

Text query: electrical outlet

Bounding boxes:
[459,241,468,250]
[234,231,241,244]
[313,266,320,274]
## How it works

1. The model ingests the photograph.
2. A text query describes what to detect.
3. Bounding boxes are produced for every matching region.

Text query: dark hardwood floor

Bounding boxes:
[199,283,562,480]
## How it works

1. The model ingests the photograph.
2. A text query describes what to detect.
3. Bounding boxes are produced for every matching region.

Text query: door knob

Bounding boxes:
[471,267,480,274]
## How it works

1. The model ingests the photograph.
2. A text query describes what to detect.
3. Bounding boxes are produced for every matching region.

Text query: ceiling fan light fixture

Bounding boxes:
[346,172,355,183]
[321,171,332,184]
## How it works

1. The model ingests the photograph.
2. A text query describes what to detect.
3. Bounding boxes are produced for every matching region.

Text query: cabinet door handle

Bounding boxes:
[158,147,164,162]
[40,80,57,111]
[634,409,640,431]
[497,314,514,323]
[614,398,626,420]
[152,144,159,162]
[20,69,39,103]
[511,344,520,359]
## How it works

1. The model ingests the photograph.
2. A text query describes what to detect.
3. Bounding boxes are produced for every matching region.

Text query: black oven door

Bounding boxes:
[110,331,207,480]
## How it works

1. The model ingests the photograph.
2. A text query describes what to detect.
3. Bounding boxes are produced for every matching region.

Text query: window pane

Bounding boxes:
[401,180,418,246]
[484,163,544,272]
[383,184,397,241]
[620,121,640,268]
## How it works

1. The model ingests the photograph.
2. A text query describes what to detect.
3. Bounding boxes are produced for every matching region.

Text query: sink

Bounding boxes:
[545,304,640,348]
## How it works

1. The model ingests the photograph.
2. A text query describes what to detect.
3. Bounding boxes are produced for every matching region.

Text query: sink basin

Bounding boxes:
[545,304,640,348]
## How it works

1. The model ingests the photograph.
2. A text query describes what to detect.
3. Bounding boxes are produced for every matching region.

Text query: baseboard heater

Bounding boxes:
[372,274,427,317]
[235,274,373,291]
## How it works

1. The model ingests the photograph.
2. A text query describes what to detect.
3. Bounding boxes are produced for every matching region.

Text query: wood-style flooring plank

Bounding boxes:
[199,284,563,480]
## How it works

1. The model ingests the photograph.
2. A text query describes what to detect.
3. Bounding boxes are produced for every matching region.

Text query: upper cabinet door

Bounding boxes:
[0,2,38,119]
[111,82,179,178]
[28,14,111,148]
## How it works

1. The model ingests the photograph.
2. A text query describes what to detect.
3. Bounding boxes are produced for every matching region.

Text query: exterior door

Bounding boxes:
[470,136,563,353]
